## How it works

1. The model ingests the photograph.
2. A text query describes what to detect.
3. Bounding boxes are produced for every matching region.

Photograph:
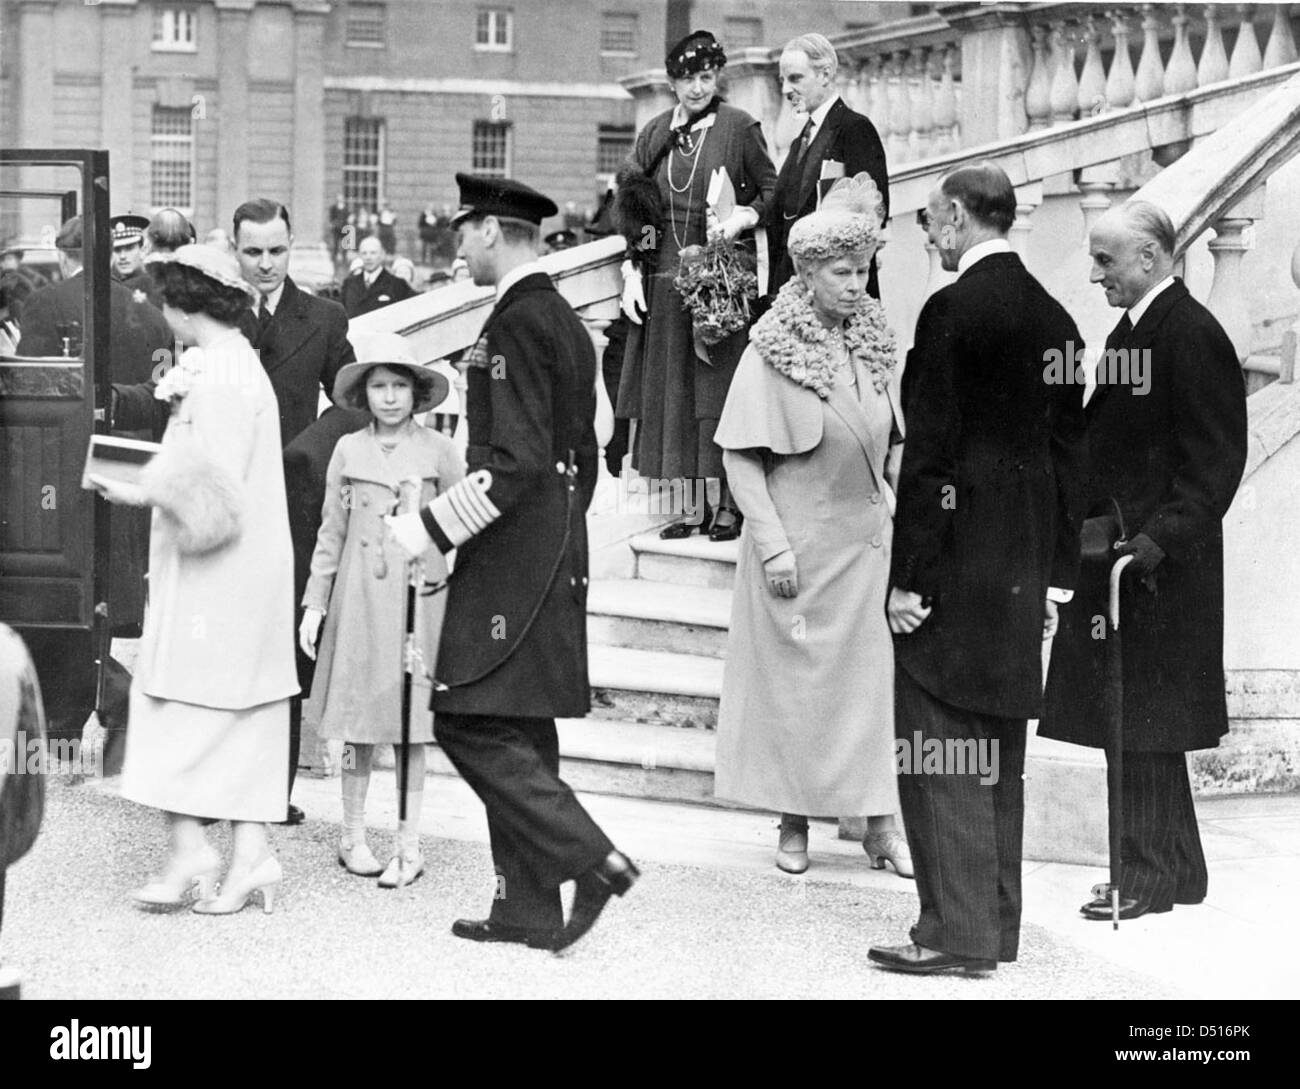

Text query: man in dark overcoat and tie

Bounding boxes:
[870,162,1088,975]
[339,234,415,318]
[387,173,638,953]
[1040,200,1247,921]
[766,33,889,302]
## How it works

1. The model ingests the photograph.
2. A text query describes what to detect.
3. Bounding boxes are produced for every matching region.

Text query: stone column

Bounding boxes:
[216,0,254,228]
[291,1,330,253]
[99,1,137,213]
[1206,186,1265,363]
[948,4,1031,146]
[16,0,57,240]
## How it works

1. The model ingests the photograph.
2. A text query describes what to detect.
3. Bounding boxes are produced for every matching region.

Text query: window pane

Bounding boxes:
[597,125,634,174]
[346,3,386,46]
[477,8,510,48]
[600,12,637,53]
[151,106,193,211]
[472,121,511,178]
[343,118,384,212]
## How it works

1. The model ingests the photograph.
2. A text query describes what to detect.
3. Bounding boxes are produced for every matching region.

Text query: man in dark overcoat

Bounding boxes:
[1040,200,1247,921]
[339,234,415,318]
[388,174,638,953]
[869,163,1088,975]
[766,33,889,301]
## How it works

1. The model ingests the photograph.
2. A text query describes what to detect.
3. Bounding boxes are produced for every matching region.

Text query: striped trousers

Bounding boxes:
[1119,751,1208,911]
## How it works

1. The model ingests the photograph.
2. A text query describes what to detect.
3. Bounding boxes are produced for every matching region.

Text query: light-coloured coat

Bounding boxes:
[304,425,464,742]
[134,335,298,710]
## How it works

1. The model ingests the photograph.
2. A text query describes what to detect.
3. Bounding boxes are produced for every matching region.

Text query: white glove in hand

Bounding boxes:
[299,608,323,660]
[709,206,760,243]
[620,260,646,324]
[384,511,433,559]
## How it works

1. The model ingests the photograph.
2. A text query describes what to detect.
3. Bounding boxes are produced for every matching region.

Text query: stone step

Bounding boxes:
[586,579,731,658]
[630,532,739,589]
[1224,670,1300,719]
[588,644,723,729]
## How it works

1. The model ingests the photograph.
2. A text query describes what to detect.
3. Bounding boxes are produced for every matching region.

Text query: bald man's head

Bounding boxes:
[1088,200,1176,310]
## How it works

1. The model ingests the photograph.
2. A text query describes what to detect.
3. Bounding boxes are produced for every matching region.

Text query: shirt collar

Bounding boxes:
[957,238,1012,276]
[254,282,285,314]
[806,93,840,135]
[1126,275,1175,328]
[496,260,544,300]
[670,103,720,132]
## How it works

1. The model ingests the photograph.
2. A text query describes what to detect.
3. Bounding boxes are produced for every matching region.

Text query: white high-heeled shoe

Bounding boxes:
[192,856,283,915]
[863,829,914,879]
[131,844,222,909]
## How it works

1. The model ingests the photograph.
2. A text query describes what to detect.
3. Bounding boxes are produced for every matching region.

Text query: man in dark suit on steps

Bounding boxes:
[1040,200,1247,921]
[233,198,355,823]
[869,163,1088,975]
[340,235,415,319]
[766,33,889,302]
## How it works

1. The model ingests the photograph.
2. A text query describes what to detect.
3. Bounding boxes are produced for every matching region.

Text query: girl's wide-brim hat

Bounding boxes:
[333,331,450,414]
[145,243,257,301]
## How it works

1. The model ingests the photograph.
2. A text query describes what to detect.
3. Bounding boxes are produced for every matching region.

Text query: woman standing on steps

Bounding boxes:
[711,176,912,879]
[615,29,776,542]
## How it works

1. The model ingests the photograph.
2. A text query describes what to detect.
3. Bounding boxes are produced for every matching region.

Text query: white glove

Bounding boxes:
[298,608,323,661]
[708,206,760,243]
[621,259,646,325]
[384,510,433,559]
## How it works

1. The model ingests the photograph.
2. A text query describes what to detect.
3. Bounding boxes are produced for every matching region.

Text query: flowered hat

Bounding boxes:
[145,243,258,301]
[333,331,449,413]
[788,174,886,266]
[666,30,726,79]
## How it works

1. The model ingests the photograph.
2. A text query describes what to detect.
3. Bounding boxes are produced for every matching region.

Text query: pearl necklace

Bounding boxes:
[667,125,708,251]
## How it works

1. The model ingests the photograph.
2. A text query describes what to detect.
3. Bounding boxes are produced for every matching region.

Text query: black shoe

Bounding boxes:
[1079,895,1171,921]
[281,804,305,826]
[708,506,743,542]
[552,851,640,954]
[658,520,696,540]
[868,941,996,975]
[451,918,556,950]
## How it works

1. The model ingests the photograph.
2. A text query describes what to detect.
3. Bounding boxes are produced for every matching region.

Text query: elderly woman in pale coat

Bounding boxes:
[712,175,911,877]
[88,244,297,915]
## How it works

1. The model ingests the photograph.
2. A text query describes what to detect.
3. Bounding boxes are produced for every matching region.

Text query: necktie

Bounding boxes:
[795,118,815,164]
[258,302,272,337]
[1115,313,1133,341]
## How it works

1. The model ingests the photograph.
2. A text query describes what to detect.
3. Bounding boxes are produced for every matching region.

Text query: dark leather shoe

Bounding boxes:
[867,942,996,975]
[1079,895,1171,921]
[451,918,556,950]
[552,851,640,954]
[708,507,743,542]
[282,804,305,826]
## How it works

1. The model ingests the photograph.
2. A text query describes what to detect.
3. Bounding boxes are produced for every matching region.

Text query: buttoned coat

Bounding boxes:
[890,251,1088,720]
[766,97,889,300]
[1040,280,1247,752]
[430,272,598,718]
[238,276,355,448]
[340,267,415,319]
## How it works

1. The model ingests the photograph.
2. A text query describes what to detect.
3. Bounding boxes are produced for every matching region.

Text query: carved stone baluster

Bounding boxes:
[1206,188,1264,363]
[1198,4,1230,86]
[1134,4,1166,102]
[1077,15,1108,115]
[1078,164,1119,234]
[1262,3,1298,68]
[1164,5,1199,94]
[864,56,884,128]
[890,51,913,164]
[1229,5,1263,78]
[1107,11,1137,110]
[1009,182,1043,260]
[855,63,873,123]
[911,48,934,160]
[1050,22,1080,123]
[933,45,959,153]
[836,67,858,114]
[923,240,947,300]
[1026,25,1053,129]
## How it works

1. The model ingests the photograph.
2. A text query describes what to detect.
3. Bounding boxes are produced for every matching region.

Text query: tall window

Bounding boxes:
[150,106,194,213]
[475,8,513,51]
[597,125,634,178]
[600,13,638,55]
[723,16,763,49]
[343,118,385,212]
[345,3,386,48]
[472,121,511,178]
[152,6,197,52]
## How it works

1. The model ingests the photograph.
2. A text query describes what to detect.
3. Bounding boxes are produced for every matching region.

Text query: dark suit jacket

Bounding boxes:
[767,97,889,299]
[1041,280,1247,752]
[430,272,598,718]
[17,273,173,627]
[239,276,354,448]
[891,251,1088,720]
[340,268,415,319]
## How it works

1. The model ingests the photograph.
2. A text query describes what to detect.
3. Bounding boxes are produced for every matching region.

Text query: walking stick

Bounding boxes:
[1105,553,1135,929]
[396,476,424,890]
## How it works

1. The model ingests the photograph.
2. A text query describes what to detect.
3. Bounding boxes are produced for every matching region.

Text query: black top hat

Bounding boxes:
[450,173,558,227]
[110,213,150,249]
[665,30,726,79]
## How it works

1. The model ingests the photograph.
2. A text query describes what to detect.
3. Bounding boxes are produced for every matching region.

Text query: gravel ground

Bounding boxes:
[2,777,1179,1000]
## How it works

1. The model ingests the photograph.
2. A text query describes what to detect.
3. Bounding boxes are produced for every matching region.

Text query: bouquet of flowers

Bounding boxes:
[673,237,759,347]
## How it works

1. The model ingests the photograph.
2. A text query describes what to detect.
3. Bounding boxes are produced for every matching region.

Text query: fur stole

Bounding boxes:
[140,435,243,555]
[613,163,664,271]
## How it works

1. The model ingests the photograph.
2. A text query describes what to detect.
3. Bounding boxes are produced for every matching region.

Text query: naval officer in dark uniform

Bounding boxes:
[387,174,638,953]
